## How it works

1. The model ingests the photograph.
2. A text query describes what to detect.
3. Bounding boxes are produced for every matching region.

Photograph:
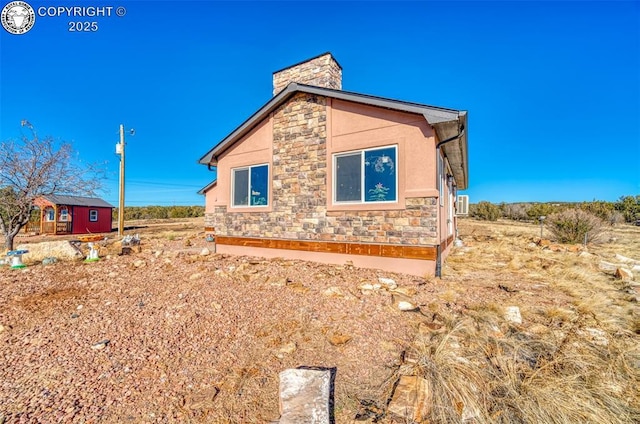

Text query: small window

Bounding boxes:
[89,209,98,222]
[59,209,69,222]
[231,164,269,207]
[45,208,55,222]
[334,146,397,204]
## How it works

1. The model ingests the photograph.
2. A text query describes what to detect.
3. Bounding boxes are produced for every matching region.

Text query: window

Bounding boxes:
[89,209,98,222]
[231,164,269,207]
[334,146,397,204]
[59,208,69,221]
[45,208,54,221]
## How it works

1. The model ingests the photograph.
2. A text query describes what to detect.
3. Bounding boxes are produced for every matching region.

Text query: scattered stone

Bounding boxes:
[537,239,552,247]
[390,287,417,297]
[77,305,83,310]
[387,375,430,422]
[632,265,640,273]
[211,302,222,311]
[269,277,287,287]
[279,368,331,424]
[322,286,344,297]
[393,294,418,311]
[41,257,58,265]
[248,259,261,265]
[548,244,565,252]
[154,250,164,258]
[579,251,593,258]
[91,339,110,350]
[275,342,297,358]
[504,306,522,324]
[615,268,634,281]
[133,259,146,268]
[0,324,5,333]
[615,254,640,265]
[599,261,618,273]
[578,327,609,346]
[189,273,202,280]
[378,277,398,290]
[200,247,210,256]
[71,313,79,319]
[328,332,352,346]
[498,284,517,293]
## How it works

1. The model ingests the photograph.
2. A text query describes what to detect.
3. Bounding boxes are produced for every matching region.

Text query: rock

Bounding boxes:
[133,259,146,268]
[322,286,344,297]
[189,273,202,280]
[387,375,431,422]
[390,287,417,297]
[16,241,83,262]
[615,254,640,265]
[41,257,58,265]
[548,244,565,252]
[378,277,398,290]
[328,333,352,346]
[579,251,593,258]
[91,340,110,350]
[633,265,640,273]
[577,327,608,346]
[275,342,297,358]
[279,369,331,424]
[154,250,164,258]
[393,294,418,311]
[598,261,618,273]
[615,268,634,281]
[537,239,552,247]
[200,248,210,256]
[504,306,522,324]
[0,324,5,333]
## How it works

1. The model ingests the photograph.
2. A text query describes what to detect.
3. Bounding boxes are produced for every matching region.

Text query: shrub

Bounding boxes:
[527,203,561,221]
[470,201,500,221]
[614,195,640,223]
[545,209,607,244]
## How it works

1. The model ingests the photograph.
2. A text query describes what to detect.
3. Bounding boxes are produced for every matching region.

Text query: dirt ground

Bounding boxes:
[1,218,638,423]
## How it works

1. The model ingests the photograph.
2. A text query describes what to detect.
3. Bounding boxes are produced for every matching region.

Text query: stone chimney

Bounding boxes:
[272,52,342,96]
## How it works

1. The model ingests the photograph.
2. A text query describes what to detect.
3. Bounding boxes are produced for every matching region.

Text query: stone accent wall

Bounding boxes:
[204,92,439,247]
[273,53,342,95]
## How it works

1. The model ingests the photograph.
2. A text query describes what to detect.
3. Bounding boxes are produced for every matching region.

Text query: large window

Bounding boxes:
[232,164,269,207]
[334,146,397,204]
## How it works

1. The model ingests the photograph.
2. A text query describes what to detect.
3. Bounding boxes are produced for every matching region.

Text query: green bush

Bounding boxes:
[545,208,607,244]
[470,201,501,221]
[614,195,640,223]
[526,203,561,221]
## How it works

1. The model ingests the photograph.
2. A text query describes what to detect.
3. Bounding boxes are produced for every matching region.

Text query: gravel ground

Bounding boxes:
[0,233,427,423]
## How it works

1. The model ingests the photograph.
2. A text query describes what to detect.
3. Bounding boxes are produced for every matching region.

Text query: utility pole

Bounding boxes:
[117,124,126,237]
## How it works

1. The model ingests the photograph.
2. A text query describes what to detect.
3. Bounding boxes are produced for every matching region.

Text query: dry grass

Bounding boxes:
[407,219,640,423]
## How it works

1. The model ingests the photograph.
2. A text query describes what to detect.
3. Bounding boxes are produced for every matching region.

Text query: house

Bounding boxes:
[198,53,468,276]
[29,195,114,235]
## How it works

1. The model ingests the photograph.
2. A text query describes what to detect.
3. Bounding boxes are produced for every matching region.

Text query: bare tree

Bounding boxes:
[0,125,105,251]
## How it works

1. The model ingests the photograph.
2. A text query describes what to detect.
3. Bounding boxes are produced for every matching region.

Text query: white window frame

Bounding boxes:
[333,145,398,205]
[231,163,269,208]
[59,208,69,222]
[89,209,98,222]
[45,208,55,222]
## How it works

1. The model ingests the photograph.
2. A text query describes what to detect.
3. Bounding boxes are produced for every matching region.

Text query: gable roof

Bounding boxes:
[39,195,114,208]
[197,179,217,195]
[198,83,468,189]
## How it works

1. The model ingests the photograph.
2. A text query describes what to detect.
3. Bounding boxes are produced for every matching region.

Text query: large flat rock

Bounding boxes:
[279,368,331,424]
[16,241,84,263]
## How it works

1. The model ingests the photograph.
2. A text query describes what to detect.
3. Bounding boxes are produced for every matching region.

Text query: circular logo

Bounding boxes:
[1,1,35,35]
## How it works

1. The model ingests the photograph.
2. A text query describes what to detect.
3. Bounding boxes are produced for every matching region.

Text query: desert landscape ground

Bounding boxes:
[0,218,638,423]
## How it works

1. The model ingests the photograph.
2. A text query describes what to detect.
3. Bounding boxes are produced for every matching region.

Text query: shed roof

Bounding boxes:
[39,195,114,208]
[198,83,468,189]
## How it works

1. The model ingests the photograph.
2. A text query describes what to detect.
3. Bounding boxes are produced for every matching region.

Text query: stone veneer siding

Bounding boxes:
[204,93,439,247]
[273,53,342,96]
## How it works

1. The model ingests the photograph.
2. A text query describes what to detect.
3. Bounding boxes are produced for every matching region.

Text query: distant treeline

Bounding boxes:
[112,206,205,221]
[468,195,640,224]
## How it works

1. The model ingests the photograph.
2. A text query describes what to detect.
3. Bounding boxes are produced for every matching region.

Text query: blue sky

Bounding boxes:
[1,0,638,206]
